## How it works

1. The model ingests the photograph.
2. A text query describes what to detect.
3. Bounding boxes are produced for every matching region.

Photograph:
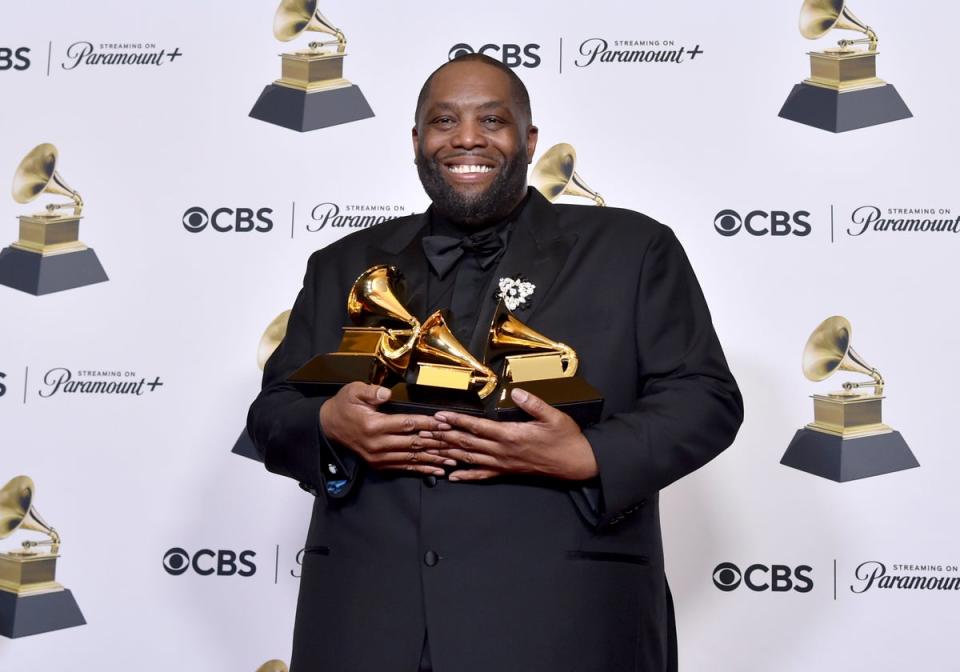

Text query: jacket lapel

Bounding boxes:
[466,189,578,356]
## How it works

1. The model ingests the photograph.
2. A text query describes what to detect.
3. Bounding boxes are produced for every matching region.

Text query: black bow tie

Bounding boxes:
[422,228,509,278]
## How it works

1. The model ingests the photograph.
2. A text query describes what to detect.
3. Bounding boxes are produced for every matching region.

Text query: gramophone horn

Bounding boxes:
[415,311,498,398]
[486,302,578,378]
[347,265,421,360]
[801,315,883,393]
[799,0,876,45]
[255,661,289,672]
[0,475,60,549]
[257,310,292,370]
[531,143,605,207]
[273,0,345,45]
[11,143,83,216]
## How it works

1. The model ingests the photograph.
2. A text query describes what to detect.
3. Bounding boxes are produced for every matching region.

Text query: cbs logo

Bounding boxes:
[448,43,541,68]
[182,207,273,233]
[0,47,31,71]
[163,547,257,577]
[713,209,812,237]
[712,562,813,593]
[0,371,7,397]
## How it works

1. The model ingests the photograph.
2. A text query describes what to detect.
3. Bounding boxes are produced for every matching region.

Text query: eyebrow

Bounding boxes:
[426,100,512,114]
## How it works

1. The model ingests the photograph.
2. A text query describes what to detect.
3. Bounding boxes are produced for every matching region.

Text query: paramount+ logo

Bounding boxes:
[448,43,541,68]
[713,209,811,237]
[0,47,31,71]
[182,206,273,233]
[163,547,256,577]
[712,562,813,593]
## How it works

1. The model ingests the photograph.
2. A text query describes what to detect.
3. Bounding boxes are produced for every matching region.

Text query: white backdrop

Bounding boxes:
[1,1,958,670]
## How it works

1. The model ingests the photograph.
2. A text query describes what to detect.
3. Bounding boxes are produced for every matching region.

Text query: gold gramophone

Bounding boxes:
[0,476,85,638]
[0,143,108,295]
[780,316,918,482]
[249,0,374,132]
[531,143,605,207]
[289,265,420,392]
[483,302,603,425]
[779,0,911,132]
[385,310,499,416]
[256,660,289,672]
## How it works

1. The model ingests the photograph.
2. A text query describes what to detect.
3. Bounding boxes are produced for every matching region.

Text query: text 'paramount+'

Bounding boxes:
[37,368,164,398]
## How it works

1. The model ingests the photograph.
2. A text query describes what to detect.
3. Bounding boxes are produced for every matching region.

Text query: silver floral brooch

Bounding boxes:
[496,274,536,311]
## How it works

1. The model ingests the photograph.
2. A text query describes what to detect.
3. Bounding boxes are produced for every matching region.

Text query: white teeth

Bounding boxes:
[448,164,493,174]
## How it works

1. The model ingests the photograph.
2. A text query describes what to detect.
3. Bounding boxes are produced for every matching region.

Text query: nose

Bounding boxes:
[451,118,487,150]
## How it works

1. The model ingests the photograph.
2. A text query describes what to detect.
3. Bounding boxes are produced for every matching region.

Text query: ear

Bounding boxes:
[525,124,539,163]
[411,126,419,163]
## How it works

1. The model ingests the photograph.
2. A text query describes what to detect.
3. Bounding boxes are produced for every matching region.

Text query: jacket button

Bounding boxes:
[423,475,438,488]
[424,550,440,567]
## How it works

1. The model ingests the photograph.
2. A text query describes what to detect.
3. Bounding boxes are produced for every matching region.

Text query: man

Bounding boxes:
[248,54,742,672]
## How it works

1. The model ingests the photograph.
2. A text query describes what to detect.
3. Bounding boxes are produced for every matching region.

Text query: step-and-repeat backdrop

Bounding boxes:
[1,1,957,670]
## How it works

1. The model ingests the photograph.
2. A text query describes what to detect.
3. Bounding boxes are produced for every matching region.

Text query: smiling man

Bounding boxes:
[248,54,743,672]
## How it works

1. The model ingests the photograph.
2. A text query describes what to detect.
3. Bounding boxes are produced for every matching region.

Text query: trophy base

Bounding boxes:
[0,588,86,638]
[780,427,919,482]
[249,83,374,132]
[491,378,604,427]
[778,82,912,133]
[231,428,263,462]
[288,353,387,395]
[0,245,108,295]
[383,383,485,417]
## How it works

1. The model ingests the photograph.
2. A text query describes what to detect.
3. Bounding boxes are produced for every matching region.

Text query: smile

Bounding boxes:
[446,164,494,174]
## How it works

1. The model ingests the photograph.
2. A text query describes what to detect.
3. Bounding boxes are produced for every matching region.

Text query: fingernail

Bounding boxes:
[438,423,452,431]
[443,459,457,466]
[425,450,439,455]
[418,430,433,438]
[511,388,528,403]
[435,413,448,422]
[376,387,390,401]
[433,469,445,476]
[449,475,460,482]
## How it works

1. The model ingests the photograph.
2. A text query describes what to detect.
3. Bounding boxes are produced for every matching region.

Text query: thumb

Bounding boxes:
[354,383,391,406]
[510,387,557,422]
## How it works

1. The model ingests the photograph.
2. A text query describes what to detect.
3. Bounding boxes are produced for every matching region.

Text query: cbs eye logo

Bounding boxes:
[712,562,813,593]
[181,206,273,233]
[163,547,257,577]
[713,209,812,237]
[448,43,541,68]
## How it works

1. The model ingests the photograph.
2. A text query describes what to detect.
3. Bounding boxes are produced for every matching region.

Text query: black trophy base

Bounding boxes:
[288,354,386,396]
[0,246,108,295]
[383,383,485,417]
[0,588,86,638]
[492,378,604,427]
[778,82,912,133]
[231,428,262,462]
[781,428,919,482]
[249,83,375,132]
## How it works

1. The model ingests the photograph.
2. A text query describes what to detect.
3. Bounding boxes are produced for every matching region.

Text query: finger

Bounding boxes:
[380,463,447,476]
[430,430,502,457]
[371,450,456,467]
[509,387,562,422]
[371,434,449,454]
[353,383,392,406]
[424,446,500,469]
[433,411,509,440]
[449,468,500,482]
[377,413,444,435]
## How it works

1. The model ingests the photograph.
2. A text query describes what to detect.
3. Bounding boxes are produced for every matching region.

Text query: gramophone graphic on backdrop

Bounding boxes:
[531,143,605,207]
[779,0,912,132]
[0,143,108,296]
[288,265,603,426]
[780,316,919,482]
[233,310,292,461]
[249,0,374,131]
[0,476,85,639]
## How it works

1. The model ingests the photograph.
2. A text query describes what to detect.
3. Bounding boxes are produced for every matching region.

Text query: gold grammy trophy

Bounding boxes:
[233,310,292,462]
[483,301,603,426]
[0,143,108,295]
[0,476,85,638]
[249,0,374,131]
[385,310,500,416]
[289,265,421,393]
[780,316,918,481]
[779,0,912,132]
[256,661,289,672]
[531,143,606,206]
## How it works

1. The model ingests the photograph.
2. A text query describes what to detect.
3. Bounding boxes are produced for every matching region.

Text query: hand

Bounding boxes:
[424,388,599,482]
[319,382,455,476]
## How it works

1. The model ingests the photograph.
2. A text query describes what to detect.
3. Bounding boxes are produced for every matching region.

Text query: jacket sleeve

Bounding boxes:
[580,226,743,527]
[246,250,364,500]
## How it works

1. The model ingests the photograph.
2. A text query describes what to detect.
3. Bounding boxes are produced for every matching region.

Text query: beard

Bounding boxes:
[416,143,529,229]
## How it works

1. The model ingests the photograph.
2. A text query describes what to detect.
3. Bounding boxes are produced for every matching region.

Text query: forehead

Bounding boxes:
[423,61,515,110]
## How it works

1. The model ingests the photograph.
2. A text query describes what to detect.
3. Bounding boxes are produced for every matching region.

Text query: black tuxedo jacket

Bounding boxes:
[247,189,743,672]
